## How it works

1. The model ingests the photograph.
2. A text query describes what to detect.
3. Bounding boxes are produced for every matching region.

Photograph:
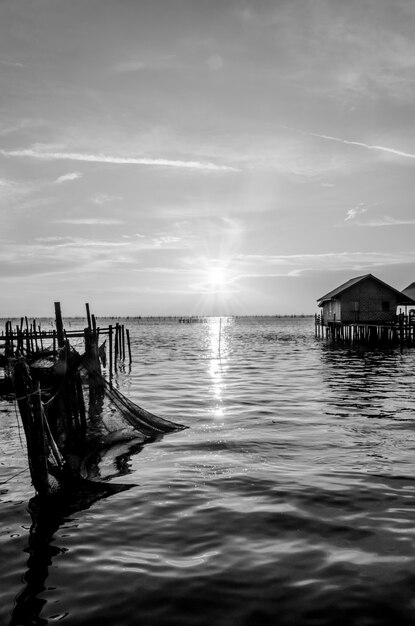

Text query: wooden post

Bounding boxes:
[54,302,65,348]
[13,364,50,497]
[114,323,119,365]
[33,319,39,352]
[126,328,132,364]
[24,317,30,355]
[85,303,92,330]
[39,325,44,351]
[122,324,126,360]
[109,324,113,380]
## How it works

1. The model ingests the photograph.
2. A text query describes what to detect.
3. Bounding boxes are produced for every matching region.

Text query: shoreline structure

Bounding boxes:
[0,302,186,500]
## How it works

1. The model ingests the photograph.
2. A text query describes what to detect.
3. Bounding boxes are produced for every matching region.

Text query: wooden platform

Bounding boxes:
[314,313,415,346]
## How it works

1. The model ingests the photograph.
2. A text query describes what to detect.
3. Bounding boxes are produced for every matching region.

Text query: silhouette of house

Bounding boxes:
[317,274,415,325]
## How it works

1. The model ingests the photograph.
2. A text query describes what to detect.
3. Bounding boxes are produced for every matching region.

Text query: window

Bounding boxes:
[382,301,390,311]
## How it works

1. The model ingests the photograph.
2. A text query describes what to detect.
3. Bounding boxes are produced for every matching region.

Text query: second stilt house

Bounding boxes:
[317,274,415,325]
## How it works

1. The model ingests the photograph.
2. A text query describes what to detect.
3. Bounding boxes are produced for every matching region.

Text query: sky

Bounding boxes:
[1,0,415,317]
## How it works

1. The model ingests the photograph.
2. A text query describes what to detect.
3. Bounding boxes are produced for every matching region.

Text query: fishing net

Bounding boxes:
[12,342,186,497]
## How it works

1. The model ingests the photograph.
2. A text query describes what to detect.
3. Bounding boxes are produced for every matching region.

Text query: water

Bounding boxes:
[2,316,415,625]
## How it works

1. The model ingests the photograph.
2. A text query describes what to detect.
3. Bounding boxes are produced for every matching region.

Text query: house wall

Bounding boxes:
[340,280,398,323]
[322,299,341,324]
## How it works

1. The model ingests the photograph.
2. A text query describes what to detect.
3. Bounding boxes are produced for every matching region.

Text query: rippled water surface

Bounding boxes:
[2,316,415,625]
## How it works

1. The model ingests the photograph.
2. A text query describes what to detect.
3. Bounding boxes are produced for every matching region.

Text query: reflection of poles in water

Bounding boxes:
[10,479,134,626]
[10,497,65,626]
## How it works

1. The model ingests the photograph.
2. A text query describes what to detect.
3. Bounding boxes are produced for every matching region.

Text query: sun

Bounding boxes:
[207,266,226,292]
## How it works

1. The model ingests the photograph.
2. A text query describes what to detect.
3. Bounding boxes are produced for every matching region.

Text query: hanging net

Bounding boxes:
[12,342,187,497]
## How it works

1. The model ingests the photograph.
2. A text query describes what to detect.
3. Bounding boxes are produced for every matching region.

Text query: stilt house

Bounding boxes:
[317,274,415,325]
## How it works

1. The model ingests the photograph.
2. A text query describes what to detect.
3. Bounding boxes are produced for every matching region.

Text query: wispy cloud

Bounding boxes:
[235,251,415,277]
[91,192,122,205]
[353,216,415,227]
[54,171,83,184]
[0,118,47,136]
[284,126,415,160]
[0,237,131,280]
[0,230,192,281]
[53,218,124,225]
[113,55,178,73]
[0,147,238,172]
[1,60,24,68]
[151,235,183,249]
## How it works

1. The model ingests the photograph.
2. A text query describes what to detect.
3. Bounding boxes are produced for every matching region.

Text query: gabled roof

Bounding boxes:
[402,282,415,301]
[317,273,415,306]
[318,274,368,304]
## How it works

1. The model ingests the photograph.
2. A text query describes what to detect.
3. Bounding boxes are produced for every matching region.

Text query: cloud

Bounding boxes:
[284,126,415,161]
[0,229,194,281]
[345,203,367,222]
[113,55,178,73]
[0,118,47,137]
[35,236,73,243]
[53,218,124,225]
[91,192,122,205]
[353,216,415,227]
[151,235,183,249]
[0,177,32,205]
[0,147,238,172]
[0,237,131,280]
[54,172,83,184]
[234,251,415,278]
[1,60,24,68]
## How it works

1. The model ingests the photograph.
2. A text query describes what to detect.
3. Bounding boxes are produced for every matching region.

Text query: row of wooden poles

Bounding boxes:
[1,302,133,379]
[314,313,415,346]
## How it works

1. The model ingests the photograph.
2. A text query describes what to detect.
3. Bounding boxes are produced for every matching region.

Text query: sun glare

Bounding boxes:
[207,267,226,291]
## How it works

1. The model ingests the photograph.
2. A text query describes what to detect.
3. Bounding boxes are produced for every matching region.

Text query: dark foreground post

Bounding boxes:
[54,302,65,349]
[12,362,50,496]
[85,303,92,330]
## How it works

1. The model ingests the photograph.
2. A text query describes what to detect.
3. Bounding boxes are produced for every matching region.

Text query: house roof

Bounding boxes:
[317,273,415,306]
[402,282,415,301]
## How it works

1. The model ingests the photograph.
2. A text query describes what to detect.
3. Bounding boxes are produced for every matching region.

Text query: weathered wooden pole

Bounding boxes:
[54,302,65,348]
[121,324,126,360]
[13,363,50,497]
[114,323,119,365]
[126,328,132,364]
[108,324,113,380]
[33,319,39,352]
[85,303,92,330]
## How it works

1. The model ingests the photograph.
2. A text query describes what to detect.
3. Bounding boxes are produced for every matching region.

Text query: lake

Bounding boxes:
[2,316,415,625]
